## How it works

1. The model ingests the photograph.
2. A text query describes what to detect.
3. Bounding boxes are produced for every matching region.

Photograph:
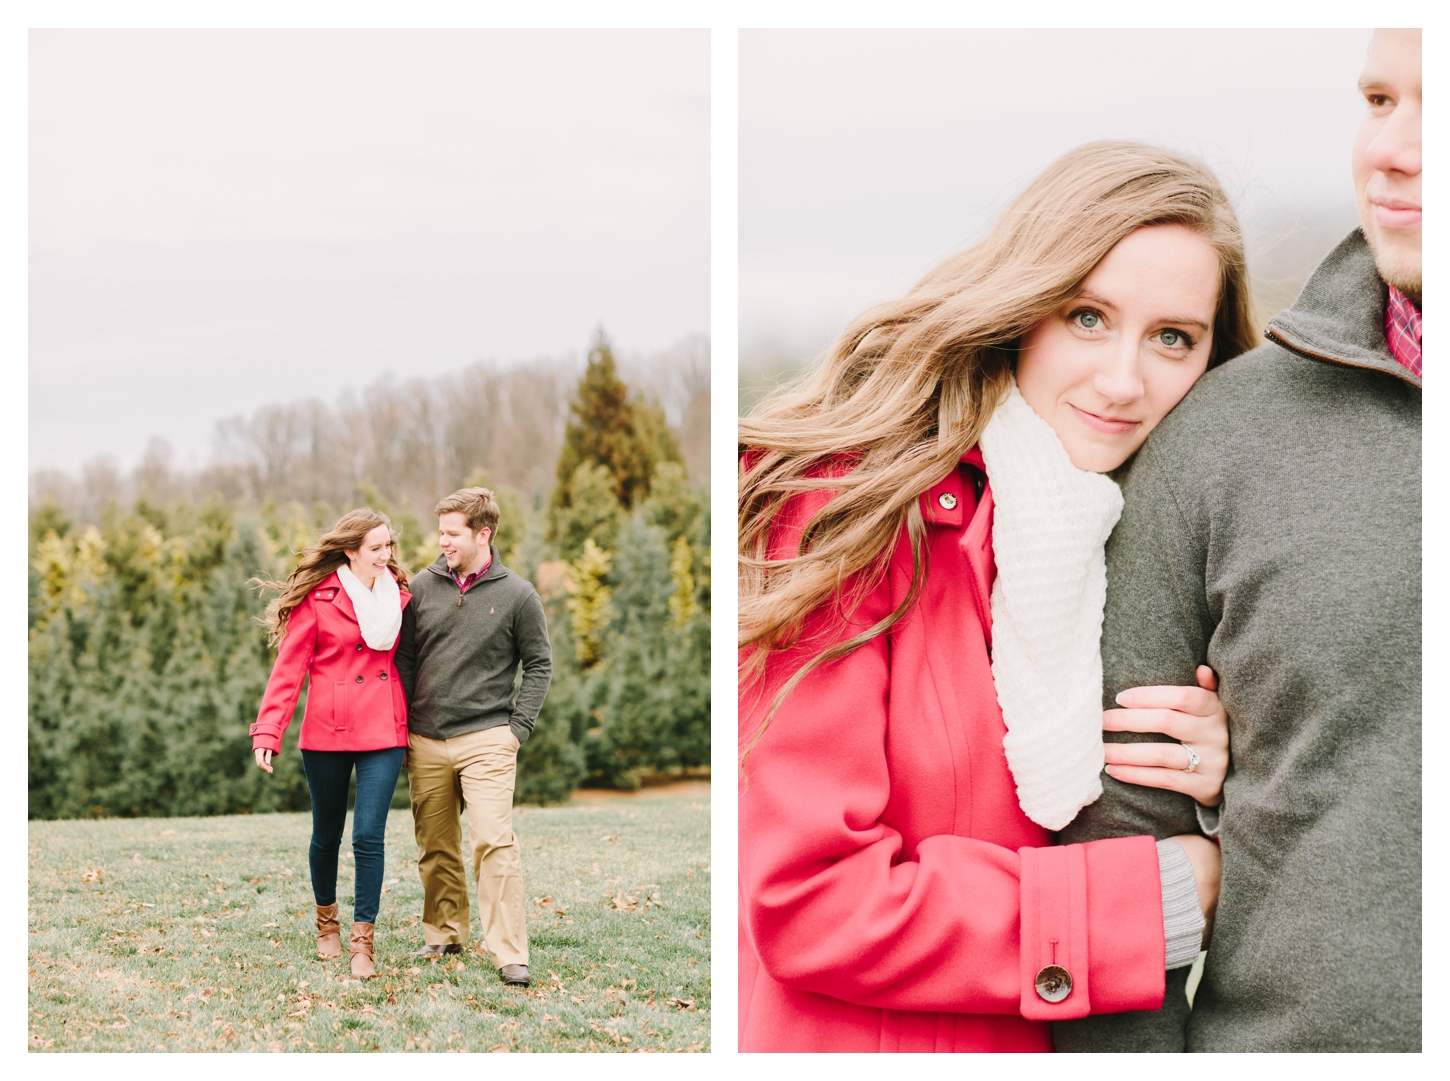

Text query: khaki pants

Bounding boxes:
[407,726,528,967]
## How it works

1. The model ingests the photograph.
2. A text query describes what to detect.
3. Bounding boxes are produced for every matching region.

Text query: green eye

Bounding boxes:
[1076,311,1100,329]
[1160,330,1180,346]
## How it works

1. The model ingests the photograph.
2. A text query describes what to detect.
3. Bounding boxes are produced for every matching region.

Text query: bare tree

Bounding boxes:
[30,336,708,527]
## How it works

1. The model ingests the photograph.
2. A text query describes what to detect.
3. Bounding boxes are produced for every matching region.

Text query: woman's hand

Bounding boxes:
[1102,665,1228,806]
[254,747,274,774]
[1169,832,1221,945]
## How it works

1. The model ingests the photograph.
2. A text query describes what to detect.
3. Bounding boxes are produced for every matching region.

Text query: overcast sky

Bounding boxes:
[30,29,709,473]
[741,29,1372,375]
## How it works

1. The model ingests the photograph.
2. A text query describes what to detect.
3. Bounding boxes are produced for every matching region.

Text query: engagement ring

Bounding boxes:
[1181,742,1201,773]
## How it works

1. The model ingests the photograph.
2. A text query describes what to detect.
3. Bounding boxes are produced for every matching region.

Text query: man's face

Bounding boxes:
[437,512,491,572]
[1352,29,1421,300]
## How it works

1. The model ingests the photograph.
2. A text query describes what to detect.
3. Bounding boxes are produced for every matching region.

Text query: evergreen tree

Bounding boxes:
[549,462,623,566]
[547,332,684,553]
[551,333,638,508]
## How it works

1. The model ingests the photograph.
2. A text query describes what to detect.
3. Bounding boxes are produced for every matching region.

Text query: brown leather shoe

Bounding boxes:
[500,963,530,986]
[315,904,342,959]
[349,922,377,979]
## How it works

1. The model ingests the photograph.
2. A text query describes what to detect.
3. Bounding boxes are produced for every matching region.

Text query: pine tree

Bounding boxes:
[546,331,684,557]
[552,332,642,509]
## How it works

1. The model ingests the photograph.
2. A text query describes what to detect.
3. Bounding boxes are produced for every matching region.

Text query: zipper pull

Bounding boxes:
[457,593,463,607]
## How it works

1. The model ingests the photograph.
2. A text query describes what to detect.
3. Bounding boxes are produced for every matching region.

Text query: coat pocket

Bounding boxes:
[332,681,351,732]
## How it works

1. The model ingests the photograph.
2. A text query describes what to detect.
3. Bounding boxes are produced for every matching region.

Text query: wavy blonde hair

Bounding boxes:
[253,508,410,646]
[738,141,1257,757]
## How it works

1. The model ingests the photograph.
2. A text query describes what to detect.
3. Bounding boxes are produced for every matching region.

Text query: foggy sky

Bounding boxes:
[741,29,1372,374]
[30,29,709,472]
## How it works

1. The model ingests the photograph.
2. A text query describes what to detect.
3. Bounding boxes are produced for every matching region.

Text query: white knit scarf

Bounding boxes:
[978,383,1124,831]
[336,564,403,651]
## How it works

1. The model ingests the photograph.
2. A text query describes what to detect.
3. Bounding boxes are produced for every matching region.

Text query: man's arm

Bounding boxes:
[395,600,418,707]
[508,590,553,743]
[1053,439,1215,1052]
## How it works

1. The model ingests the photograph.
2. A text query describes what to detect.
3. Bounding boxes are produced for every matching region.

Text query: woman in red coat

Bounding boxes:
[251,508,412,979]
[738,143,1251,1052]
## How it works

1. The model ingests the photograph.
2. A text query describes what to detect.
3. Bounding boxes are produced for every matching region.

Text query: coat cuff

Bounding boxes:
[1019,844,1092,1020]
[250,724,282,754]
[1019,836,1166,1021]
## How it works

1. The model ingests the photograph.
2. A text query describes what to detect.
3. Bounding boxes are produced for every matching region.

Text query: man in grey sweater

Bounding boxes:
[395,487,553,986]
[1055,29,1420,1052]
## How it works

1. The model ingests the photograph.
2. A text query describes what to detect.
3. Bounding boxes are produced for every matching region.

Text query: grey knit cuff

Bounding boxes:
[1195,801,1222,837]
[1157,839,1206,969]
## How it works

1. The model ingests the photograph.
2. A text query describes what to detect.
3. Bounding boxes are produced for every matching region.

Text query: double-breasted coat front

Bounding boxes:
[250,570,412,754]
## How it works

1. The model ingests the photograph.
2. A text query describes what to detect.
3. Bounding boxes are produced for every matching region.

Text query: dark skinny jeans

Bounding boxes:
[300,747,404,925]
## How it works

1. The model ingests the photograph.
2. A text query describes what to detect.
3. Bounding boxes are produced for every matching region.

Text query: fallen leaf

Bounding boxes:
[82,867,102,883]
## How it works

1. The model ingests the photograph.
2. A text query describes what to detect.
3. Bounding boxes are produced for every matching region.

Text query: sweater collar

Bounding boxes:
[1264,227,1419,389]
[428,547,507,583]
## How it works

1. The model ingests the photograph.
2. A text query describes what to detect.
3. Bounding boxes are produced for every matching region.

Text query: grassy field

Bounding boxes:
[27,788,709,1053]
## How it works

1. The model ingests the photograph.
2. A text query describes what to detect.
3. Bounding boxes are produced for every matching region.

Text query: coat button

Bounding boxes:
[938,492,958,510]
[379,673,388,680]
[356,643,364,651]
[1034,964,1072,1003]
[355,675,364,683]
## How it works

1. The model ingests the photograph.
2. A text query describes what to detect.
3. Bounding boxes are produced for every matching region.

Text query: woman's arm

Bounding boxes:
[250,596,318,759]
[740,557,1167,1021]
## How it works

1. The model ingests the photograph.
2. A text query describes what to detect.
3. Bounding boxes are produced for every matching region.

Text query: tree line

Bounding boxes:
[28,334,709,818]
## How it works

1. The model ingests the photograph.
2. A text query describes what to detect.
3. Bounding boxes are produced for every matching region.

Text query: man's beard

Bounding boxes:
[1365,230,1422,304]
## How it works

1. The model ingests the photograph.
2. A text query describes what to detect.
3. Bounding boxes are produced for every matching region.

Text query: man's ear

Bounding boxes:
[479,527,493,548]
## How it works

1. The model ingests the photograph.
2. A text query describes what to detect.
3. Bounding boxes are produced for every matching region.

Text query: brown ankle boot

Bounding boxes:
[349,922,376,979]
[315,904,341,958]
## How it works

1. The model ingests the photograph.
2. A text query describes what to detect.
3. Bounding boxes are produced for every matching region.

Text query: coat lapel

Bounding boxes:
[326,571,359,625]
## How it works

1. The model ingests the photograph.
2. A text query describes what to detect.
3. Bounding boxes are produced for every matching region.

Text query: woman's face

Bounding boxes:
[1016,224,1221,473]
[346,524,394,582]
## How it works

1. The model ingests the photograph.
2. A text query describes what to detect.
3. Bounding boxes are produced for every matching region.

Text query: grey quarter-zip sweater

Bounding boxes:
[1053,229,1420,1052]
[395,549,553,745]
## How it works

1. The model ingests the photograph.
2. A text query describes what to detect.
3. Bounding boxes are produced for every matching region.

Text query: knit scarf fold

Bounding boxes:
[978,383,1124,831]
[336,564,403,651]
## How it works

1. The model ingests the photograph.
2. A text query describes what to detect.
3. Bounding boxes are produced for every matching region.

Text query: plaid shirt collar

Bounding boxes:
[449,552,493,594]
[1385,285,1422,380]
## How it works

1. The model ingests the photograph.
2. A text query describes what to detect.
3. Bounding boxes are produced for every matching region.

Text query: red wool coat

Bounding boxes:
[738,449,1166,1053]
[250,571,412,754]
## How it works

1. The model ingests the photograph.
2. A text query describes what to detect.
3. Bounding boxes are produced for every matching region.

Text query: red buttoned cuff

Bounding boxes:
[1018,835,1164,1021]
[250,724,282,753]
[1019,844,1091,1020]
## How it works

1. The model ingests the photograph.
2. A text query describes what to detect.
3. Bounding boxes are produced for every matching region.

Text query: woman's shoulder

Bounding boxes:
[307,570,343,603]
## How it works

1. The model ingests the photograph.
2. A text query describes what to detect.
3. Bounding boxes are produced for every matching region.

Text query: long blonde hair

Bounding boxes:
[253,508,410,646]
[738,141,1256,756]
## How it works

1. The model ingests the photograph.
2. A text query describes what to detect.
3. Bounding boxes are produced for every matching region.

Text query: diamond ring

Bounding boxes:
[1180,742,1200,773]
